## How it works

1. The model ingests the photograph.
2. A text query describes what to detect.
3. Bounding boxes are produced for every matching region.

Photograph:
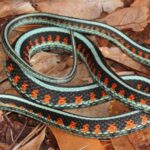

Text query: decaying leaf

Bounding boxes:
[98,6,150,31]
[131,0,150,9]
[0,0,36,18]
[49,126,104,150]
[111,136,134,150]
[128,131,150,149]
[34,0,123,19]
[0,143,9,150]
[99,47,150,76]
[13,126,46,150]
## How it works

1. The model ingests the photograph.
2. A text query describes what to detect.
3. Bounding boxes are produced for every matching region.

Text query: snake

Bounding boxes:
[0,13,150,139]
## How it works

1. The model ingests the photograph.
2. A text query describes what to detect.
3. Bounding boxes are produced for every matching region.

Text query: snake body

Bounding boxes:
[0,13,150,139]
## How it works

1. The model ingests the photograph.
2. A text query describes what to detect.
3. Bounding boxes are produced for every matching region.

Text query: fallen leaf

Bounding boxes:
[98,6,150,31]
[13,126,46,150]
[0,0,36,18]
[111,136,134,150]
[131,0,150,9]
[128,131,150,149]
[99,47,150,76]
[34,0,123,19]
[108,101,130,116]
[49,126,104,150]
[0,143,9,150]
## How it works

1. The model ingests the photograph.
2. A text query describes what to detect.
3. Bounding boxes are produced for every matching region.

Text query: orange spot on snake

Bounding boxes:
[140,99,147,105]
[58,97,67,105]
[63,37,68,44]
[125,119,136,130]
[140,115,148,125]
[128,94,135,101]
[7,64,14,73]
[144,54,149,59]
[102,91,107,97]
[131,48,136,53]
[75,96,83,104]
[19,106,25,110]
[29,109,33,113]
[107,123,118,133]
[9,103,16,107]
[13,75,20,85]
[81,124,89,133]
[21,82,29,92]
[138,51,143,56]
[111,83,117,90]
[56,118,64,125]
[48,35,52,42]
[104,78,109,85]
[89,92,96,101]
[94,124,101,135]
[31,90,39,99]
[69,121,76,129]
[137,84,142,90]
[56,35,60,42]
[119,90,125,96]
[35,38,39,45]
[41,36,45,43]
[43,94,51,103]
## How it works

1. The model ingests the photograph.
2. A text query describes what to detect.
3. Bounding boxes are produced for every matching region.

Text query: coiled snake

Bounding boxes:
[0,13,150,139]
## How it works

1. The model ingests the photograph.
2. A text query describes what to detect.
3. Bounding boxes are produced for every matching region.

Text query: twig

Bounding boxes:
[3,113,16,132]
[9,119,28,150]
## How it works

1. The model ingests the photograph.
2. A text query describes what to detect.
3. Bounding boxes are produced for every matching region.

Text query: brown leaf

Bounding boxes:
[0,0,36,18]
[49,126,104,150]
[13,126,46,150]
[65,102,110,117]
[0,143,9,150]
[34,0,123,19]
[98,6,150,31]
[128,131,150,149]
[108,101,130,116]
[131,0,150,9]
[99,47,150,76]
[111,136,134,150]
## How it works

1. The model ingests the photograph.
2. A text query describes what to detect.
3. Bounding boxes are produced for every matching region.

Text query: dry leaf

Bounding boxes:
[128,131,150,149]
[0,81,11,94]
[111,136,134,150]
[100,47,150,76]
[13,126,46,150]
[101,0,123,13]
[0,0,36,18]
[142,126,150,142]
[49,126,104,150]
[65,102,110,117]
[131,0,150,9]
[98,6,150,31]
[0,143,9,150]
[34,0,123,19]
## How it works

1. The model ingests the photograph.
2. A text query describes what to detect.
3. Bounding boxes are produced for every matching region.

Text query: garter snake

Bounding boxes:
[0,13,150,139]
